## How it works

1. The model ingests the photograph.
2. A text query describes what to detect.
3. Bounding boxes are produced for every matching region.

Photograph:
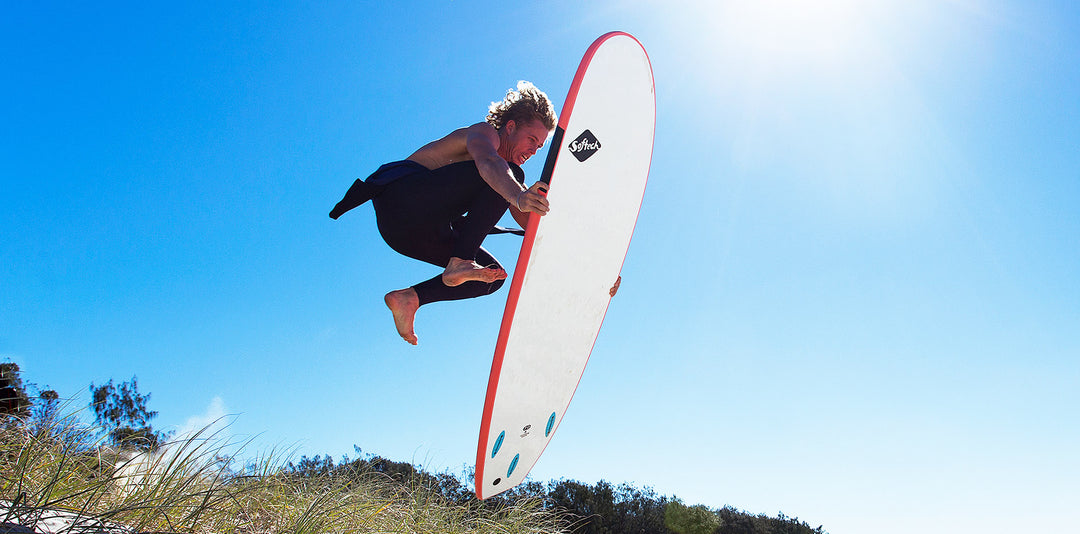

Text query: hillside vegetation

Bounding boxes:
[1,363,827,534]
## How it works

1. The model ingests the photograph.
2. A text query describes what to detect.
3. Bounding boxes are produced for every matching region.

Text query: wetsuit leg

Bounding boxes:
[450,181,510,260]
[411,247,504,306]
[372,164,510,306]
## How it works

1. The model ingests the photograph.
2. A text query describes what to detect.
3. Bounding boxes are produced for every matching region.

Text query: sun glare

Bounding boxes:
[660,0,977,221]
[717,0,877,75]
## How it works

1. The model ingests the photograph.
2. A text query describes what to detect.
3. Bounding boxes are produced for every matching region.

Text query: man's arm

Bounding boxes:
[465,123,548,215]
[508,182,548,228]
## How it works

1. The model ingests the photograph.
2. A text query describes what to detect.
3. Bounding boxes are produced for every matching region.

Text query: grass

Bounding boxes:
[0,414,566,534]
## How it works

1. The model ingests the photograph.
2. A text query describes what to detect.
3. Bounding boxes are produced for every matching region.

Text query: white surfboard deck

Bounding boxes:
[475,32,655,499]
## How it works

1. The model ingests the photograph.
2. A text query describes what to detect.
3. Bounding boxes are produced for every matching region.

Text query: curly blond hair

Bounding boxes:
[486,81,557,131]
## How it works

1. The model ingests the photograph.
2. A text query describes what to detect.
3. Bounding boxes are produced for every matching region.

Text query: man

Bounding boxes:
[330,81,556,345]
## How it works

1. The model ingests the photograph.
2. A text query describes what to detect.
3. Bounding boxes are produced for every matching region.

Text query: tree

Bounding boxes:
[90,376,172,451]
[665,500,721,534]
[546,479,617,533]
[28,388,61,435]
[35,389,60,418]
[716,506,827,534]
[611,483,671,533]
[0,362,32,421]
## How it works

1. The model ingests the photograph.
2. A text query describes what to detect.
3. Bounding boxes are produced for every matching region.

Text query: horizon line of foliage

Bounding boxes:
[284,452,826,534]
[1,362,171,451]
[2,362,827,534]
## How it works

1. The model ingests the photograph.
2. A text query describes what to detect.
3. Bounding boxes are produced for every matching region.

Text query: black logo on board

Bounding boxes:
[568,129,601,162]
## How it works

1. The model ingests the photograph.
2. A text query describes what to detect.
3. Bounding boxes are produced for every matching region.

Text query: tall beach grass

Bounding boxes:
[0,413,565,533]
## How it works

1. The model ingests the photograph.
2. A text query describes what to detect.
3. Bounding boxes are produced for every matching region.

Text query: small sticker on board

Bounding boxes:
[568,129,601,162]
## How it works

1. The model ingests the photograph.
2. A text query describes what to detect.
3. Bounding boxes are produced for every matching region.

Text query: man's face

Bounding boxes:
[501,120,552,166]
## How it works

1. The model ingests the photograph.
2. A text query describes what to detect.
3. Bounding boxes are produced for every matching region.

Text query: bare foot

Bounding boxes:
[441,257,507,287]
[384,288,420,345]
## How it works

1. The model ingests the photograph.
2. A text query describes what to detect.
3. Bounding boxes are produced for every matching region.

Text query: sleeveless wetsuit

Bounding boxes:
[329,159,525,306]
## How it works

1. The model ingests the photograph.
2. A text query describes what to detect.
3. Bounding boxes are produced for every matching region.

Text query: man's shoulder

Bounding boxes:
[434,123,493,147]
[408,123,492,168]
[463,122,501,150]
[463,121,497,137]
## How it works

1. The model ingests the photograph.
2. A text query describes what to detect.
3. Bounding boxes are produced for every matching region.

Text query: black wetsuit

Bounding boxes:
[329,159,524,306]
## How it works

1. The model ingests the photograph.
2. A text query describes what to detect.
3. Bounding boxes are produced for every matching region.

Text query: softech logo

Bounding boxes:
[568,129,601,162]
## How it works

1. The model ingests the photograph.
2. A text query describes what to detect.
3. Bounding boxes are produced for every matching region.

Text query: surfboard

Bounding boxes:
[475,32,655,499]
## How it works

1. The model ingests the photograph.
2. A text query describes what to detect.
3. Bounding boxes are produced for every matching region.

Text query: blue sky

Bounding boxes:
[3,1,1078,533]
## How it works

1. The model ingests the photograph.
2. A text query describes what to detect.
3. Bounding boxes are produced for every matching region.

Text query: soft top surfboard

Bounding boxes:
[475,32,655,499]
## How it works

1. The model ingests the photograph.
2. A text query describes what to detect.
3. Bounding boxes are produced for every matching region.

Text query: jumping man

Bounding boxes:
[330,81,557,345]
